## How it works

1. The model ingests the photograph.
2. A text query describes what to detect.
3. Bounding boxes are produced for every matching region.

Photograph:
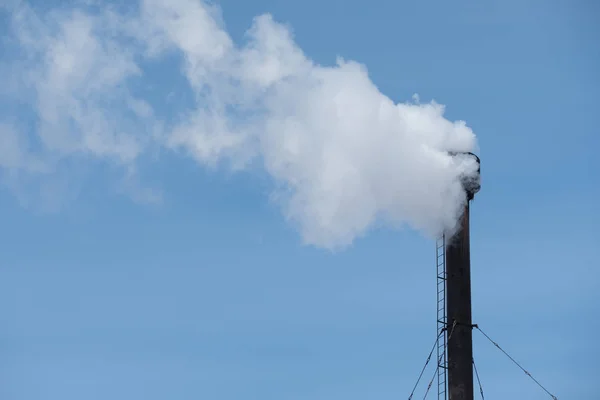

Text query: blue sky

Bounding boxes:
[0,0,598,399]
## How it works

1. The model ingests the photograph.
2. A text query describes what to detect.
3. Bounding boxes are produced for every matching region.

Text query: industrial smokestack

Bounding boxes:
[445,152,480,400]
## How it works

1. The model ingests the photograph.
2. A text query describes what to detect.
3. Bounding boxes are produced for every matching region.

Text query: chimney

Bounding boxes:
[445,152,480,400]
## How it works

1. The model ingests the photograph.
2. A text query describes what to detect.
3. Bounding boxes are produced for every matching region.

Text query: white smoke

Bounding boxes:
[0,0,479,249]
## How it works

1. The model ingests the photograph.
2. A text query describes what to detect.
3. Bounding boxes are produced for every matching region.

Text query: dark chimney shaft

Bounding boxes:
[445,152,480,400]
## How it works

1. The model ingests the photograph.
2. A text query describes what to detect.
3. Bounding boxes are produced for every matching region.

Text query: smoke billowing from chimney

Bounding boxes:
[1,0,479,249]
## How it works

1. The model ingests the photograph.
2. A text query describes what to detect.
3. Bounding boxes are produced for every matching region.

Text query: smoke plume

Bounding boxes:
[0,0,479,249]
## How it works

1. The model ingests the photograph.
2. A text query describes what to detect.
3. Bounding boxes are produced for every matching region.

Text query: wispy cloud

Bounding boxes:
[0,0,478,249]
[7,4,151,162]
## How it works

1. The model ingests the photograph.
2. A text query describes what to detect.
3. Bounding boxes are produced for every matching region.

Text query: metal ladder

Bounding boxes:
[436,235,448,400]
